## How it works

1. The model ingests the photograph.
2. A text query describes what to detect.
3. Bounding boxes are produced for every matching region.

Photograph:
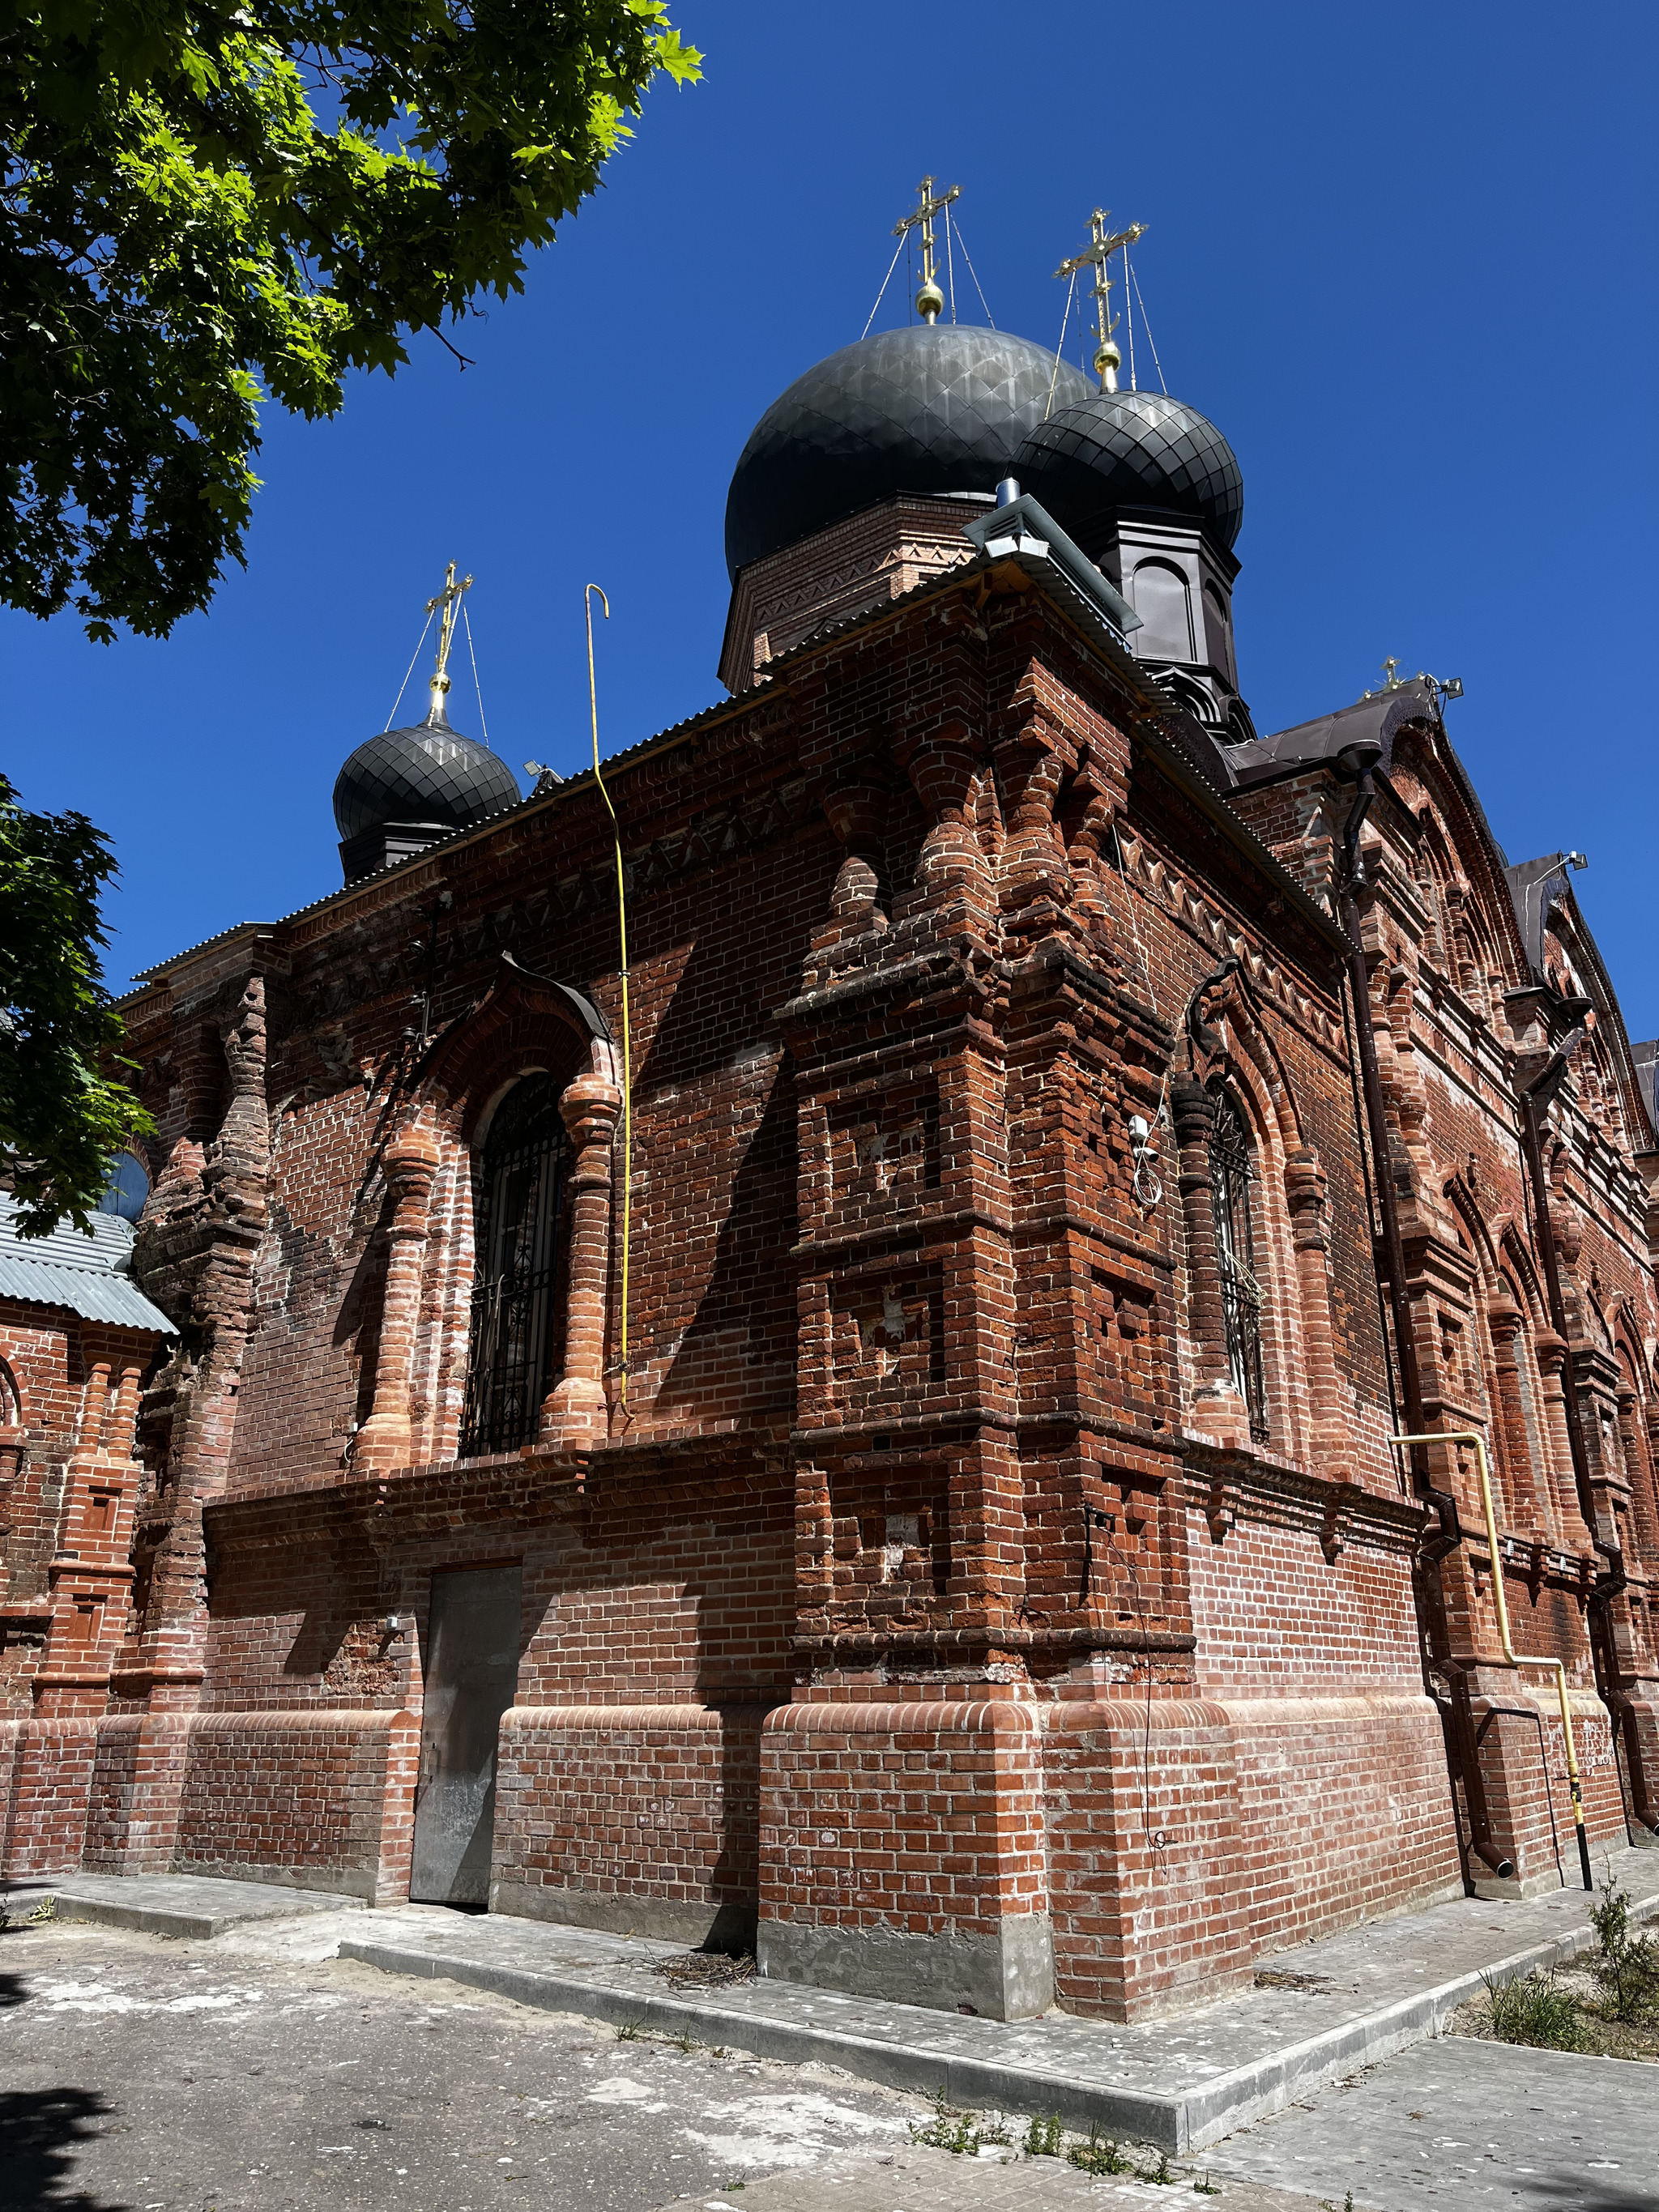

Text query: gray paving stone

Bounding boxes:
[1205,2034,1659,2209]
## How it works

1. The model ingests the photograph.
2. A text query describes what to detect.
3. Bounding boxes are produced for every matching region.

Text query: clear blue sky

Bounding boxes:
[8,0,1656,1041]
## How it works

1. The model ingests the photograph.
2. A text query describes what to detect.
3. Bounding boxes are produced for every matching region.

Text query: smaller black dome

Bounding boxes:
[333,709,521,842]
[1014,390,1243,558]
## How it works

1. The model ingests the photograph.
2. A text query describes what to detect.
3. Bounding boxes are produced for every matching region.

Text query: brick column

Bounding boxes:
[540,1073,622,1446]
[1283,1145,1351,1477]
[1534,1331,1592,1549]
[1171,1077,1243,1440]
[353,1125,441,1477]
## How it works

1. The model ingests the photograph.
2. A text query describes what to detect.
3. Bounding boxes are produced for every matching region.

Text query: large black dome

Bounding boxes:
[333,709,521,842]
[1013,389,1243,559]
[725,325,1093,578]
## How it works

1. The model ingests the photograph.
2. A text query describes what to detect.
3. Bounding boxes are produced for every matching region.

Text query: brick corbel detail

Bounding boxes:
[540,1073,623,1447]
[353,1124,441,1477]
[1283,1146,1352,1479]
[815,778,889,949]
[1065,743,1132,944]
[991,714,1074,935]
[893,724,992,914]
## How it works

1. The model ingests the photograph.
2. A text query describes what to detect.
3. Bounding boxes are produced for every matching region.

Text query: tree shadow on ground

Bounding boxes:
[0,2086,130,2210]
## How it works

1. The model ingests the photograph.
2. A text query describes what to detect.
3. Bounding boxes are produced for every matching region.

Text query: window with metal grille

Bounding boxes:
[460,1075,569,1458]
[1208,1089,1269,1443]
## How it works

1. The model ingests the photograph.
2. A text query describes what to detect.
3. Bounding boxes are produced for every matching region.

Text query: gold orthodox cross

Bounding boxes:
[893,175,960,323]
[425,561,474,710]
[1056,208,1147,391]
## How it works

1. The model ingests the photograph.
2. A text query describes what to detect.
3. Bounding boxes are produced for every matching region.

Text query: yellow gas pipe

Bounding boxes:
[585,583,632,1416]
[1391,1430,1593,1890]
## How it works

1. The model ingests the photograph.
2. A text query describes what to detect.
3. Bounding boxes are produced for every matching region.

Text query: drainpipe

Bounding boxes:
[1333,744,1512,1883]
[1518,1046,1657,1838]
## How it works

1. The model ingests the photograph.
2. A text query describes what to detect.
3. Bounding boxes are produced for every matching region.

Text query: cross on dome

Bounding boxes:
[1055,208,1147,392]
[892,175,960,324]
[424,560,474,719]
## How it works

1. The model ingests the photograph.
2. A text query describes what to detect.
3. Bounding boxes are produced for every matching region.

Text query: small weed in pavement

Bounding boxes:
[1023,2114,1064,2158]
[1482,1970,1584,2050]
[1068,2129,1130,2176]
[909,2092,987,2156]
[1193,2174,1222,2196]
[615,2018,646,2042]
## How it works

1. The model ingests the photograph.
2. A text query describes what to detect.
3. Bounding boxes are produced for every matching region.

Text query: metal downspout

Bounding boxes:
[1336,761,1512,1885]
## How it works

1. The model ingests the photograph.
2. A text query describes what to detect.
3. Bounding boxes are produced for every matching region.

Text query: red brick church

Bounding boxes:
[4,260,1657,2019]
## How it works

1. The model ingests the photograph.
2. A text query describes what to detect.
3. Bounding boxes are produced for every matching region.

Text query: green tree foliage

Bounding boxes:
[0,775,154,1235]
[2,0,702,641]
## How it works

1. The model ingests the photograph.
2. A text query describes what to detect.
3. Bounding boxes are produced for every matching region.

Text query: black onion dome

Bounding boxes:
[1013,389,1243,560]
[725,324,1093,578]
[332,708,521,841]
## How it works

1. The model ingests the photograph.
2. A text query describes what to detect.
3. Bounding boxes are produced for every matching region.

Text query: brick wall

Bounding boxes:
[492,1701,767,1946]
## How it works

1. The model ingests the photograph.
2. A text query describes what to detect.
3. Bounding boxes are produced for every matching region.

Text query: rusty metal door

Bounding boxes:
[410,1564,522,1905]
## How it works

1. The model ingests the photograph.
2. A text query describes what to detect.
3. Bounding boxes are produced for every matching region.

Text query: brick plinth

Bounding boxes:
[757,1698,1053,2021]
[492,1702,768,1948]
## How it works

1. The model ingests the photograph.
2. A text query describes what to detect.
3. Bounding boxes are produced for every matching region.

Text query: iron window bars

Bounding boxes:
[460,1075,569,1458]
[1208,1088,1269,1443]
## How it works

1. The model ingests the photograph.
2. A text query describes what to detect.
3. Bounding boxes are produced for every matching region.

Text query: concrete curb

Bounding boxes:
[2,1883,363,1941]
[341,1880,1659,2154]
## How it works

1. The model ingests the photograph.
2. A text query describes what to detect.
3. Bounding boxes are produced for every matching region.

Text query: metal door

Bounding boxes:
[410,1565,522,1905]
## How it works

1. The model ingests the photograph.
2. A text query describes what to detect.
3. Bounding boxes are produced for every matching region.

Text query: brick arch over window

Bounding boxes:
[349,957,621,1473]
[424,955,622,1455]
[1171,965,1350,1474]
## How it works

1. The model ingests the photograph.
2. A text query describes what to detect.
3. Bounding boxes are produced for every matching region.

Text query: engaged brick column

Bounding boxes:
[353,1125,441,1477]
[541,1073,623,1446]
[1171,1076,1243,1440]
[1283,1147,1351,1477]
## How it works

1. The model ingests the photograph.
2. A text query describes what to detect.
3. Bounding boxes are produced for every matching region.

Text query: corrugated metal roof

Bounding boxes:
[0,1195,175,1333]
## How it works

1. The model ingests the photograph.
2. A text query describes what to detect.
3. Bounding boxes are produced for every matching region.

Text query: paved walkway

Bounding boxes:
[11,1844,1658,2154]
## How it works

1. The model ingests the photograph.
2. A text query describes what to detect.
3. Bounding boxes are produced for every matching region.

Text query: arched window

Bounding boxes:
[460,1075,569,1458]
[1132,559,1195,660]
[1209,1089,1269,1443]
